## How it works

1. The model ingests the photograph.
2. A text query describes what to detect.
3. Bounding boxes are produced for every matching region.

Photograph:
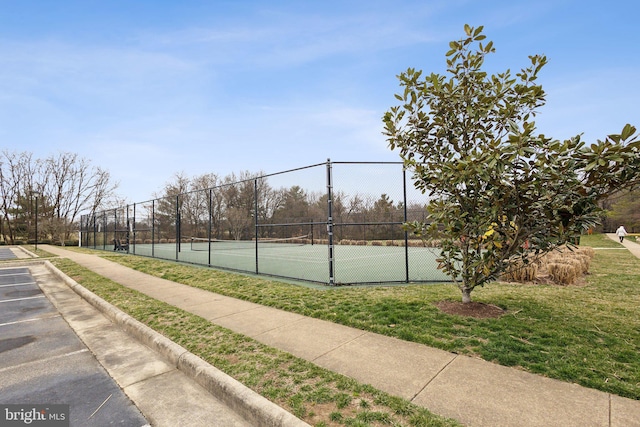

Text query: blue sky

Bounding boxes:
[1,0,638,203]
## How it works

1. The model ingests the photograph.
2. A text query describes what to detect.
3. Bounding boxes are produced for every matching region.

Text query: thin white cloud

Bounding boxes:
[135,6,441,69]
[0,0,638,204]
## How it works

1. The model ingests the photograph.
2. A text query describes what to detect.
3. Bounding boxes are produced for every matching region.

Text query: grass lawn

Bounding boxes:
[49,233,640,423]
[53,257,461,427]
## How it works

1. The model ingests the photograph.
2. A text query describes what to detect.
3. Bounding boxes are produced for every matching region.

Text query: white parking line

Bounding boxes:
[0,314,62,328]
[0,282,37,288]
[0,295,45,303]
[0,349,90,374]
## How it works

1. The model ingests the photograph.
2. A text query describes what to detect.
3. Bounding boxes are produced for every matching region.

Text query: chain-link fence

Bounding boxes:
[80,160,449,285]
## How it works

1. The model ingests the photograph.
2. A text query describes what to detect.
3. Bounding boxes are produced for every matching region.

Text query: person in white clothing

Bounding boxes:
[616,225,628,243]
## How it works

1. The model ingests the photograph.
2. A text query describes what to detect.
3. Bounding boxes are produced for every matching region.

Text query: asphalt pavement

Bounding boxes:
[0,262,150,426]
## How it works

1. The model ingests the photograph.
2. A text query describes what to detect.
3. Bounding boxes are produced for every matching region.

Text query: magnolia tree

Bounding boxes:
[383,25,640,303]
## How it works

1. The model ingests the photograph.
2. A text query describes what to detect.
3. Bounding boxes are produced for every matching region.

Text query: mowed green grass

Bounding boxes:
[61,233,639,402]
[53,258,460,426]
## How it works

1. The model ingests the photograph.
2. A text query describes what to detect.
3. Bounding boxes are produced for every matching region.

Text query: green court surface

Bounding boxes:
[122,241,450,285]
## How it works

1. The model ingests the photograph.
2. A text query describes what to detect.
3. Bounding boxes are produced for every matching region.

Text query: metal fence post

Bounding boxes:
[254,179,259,274]
[403,166,410,283]
[132,203,136,255]
[327,159,335,285]
[124,205,128,254]
[176,195,181,259]
[152,199,155,258]
[113,209,118,250]
[208,188,212,266]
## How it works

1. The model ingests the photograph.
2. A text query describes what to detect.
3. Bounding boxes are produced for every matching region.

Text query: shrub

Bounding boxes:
[501,261,538,283]
[547,262,577,285]
[504,244,595,286]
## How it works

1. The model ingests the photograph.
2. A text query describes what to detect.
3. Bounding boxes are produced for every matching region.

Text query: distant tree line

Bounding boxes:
[0,151,118,245]
[6,147,637,252]
[124,169,428,244]
[602,189,640,232]
[101,167,638,249]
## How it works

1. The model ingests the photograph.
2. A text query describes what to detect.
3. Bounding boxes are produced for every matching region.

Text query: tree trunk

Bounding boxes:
[461,287,472,304]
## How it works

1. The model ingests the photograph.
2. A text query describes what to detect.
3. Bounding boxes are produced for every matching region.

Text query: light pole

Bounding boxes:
[32,191,40,251]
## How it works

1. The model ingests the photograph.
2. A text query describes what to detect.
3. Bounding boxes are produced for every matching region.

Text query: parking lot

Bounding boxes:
[0,257,149,426]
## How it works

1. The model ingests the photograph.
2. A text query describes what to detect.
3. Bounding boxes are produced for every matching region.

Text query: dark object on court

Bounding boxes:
[112,239,129,251]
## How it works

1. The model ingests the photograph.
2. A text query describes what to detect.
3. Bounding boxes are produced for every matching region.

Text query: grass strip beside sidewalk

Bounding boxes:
[87,234,640,401]
[52,257,461,427]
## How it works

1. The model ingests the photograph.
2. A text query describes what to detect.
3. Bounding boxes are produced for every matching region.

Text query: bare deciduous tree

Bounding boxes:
[0,150,118,244]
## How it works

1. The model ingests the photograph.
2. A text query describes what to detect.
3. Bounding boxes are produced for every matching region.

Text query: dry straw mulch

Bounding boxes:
[501,246,596,286]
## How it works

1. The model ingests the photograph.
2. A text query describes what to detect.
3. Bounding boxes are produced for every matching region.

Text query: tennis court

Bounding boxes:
[81,161,450,285]
[127,238,449,285]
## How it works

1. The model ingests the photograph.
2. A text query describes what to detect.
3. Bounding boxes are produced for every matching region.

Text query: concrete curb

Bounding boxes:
[9,246,38,259]
[43,260,310,427]
[1,258,46,267]
[15,246,38,258]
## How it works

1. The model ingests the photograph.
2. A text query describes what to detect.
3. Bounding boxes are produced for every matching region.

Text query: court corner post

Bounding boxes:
[326,158,335,286]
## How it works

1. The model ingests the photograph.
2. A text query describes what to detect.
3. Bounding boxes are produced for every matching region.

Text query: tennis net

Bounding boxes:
[189,235,310,251]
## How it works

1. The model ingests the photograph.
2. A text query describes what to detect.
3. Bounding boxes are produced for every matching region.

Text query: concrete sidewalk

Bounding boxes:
[606,232,640,257]
[42,244,640,427]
